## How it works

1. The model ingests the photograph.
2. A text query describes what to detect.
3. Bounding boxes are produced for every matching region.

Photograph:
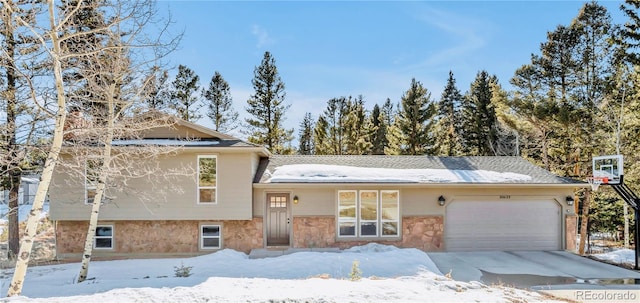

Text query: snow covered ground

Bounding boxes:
[592,249,637,268]
[0,244,563,302]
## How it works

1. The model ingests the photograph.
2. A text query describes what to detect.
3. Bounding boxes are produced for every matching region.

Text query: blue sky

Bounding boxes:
[157,0,627,137]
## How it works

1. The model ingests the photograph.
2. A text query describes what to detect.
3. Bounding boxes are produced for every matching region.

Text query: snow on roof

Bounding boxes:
[21,177,39,183]
[111,139,220,146]
[265,164,532,183]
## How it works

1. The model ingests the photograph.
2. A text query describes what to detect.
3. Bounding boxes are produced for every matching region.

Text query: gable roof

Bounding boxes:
[65,111,270,155]
[254,155,584,185]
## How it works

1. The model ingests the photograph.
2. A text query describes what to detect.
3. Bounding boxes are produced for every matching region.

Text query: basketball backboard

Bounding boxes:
[592,154,623,185]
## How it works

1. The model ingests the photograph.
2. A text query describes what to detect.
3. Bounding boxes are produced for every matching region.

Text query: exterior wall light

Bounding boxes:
[293,195,299,204]
[438,195,446,206]
[566,196,574,206]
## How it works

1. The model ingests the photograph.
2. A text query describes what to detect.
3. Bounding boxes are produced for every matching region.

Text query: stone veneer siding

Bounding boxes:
[565,214,578,252]
[57,215,445,258]
[291,215,444,251]
[401,216,444,251]
[56,218,263,258]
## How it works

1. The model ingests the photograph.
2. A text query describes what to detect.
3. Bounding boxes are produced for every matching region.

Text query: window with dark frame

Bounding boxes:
[201,225,221,249]
[94,225,113,249]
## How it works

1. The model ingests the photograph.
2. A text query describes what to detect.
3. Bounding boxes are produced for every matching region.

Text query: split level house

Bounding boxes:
[50,118,586,259]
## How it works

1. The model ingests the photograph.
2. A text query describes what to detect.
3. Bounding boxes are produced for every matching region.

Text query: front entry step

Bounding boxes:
[249,247,341,259]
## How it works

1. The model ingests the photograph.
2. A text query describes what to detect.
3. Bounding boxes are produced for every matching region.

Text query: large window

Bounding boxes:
[338,191,357,236]
[198,156,217,204]
[94,225,113,249]
[338,190,399,238]
[85,158,103,205]
[200,224,221,249]
[381,191,400,236]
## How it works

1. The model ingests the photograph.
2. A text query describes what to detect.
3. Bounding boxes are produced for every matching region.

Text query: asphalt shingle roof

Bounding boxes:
[254,155,582,184]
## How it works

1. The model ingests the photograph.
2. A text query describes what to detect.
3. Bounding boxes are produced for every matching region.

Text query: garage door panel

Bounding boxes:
[445,200,561,251]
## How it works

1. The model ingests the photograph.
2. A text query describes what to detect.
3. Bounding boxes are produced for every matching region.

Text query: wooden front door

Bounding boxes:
[266,193,290,246]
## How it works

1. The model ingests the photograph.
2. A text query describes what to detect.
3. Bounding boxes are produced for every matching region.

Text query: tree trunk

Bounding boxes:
[2,0,21,260]
[578,189,592,255]
[7,172,20,259]
[77,177,106,283]
[7,1,67,295]
[78,85,116,283]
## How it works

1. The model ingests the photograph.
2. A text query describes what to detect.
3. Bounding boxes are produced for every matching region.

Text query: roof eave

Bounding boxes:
[253,182,588,188]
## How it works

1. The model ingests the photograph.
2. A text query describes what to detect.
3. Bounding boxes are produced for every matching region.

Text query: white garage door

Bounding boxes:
[445,199,561,251]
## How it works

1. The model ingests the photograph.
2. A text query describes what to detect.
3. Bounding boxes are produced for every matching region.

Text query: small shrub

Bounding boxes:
[349,260,362,281]
[174,262,193,277]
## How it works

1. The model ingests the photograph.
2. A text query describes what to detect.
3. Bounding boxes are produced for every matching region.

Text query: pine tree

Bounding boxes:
[435,71,463,156]
[382,98,395,126]
[169,65,202,122]
[319,97,351,155]
[245,51,293,154]
[381,98,398,155]
[616,0,640,65]
[508,64,559,170]
[391,78,436,155]
[490,80,518,156]
[313,115,330,155]
[460,71,499,156]
[143,66,170,111]
[344,95,373,155]
[369,104,388,155]
[203,71,238,132]
[297,112,314,155]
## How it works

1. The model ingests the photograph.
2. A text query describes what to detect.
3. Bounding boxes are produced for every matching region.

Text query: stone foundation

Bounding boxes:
[223,219,264,252]
[57,215,446,259]
[291,215,444,251]
[565,214,577,252]
[292,217,336,248]
[56,218,263,259]
[401,216,444,251]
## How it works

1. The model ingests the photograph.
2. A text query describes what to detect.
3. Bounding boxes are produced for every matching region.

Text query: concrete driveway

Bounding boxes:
[427,251,640,289]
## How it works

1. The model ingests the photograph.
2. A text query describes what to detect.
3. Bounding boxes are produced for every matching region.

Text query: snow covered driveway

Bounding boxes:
[428,250,640,289]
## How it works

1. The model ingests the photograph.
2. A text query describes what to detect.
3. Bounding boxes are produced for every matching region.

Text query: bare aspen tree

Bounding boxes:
[3,0,69,295]
[3,0,180,295]
[50,0,181,284]
[0,0,47,260]
[52,1,181,283]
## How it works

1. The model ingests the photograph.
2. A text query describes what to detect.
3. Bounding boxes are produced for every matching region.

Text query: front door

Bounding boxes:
[266,193,290,246]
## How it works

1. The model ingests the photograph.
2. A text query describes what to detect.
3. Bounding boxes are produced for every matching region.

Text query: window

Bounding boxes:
[338,190,400,238]
[360,191,378,236]
[94,225,113,249]
[201,225,221,249]
[381,191,399,236]
[85,158,103,205]
[338,191,357,236]
[198,156,217,204]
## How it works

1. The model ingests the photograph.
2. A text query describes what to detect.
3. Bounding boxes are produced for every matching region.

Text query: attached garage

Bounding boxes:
[444,199,562,251]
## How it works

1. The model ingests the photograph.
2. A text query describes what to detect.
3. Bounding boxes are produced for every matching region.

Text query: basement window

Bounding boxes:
[200,224,221,249]
[94,225,113,249]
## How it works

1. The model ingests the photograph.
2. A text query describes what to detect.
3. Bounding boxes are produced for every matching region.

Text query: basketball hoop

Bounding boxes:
[586,176,608,191]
